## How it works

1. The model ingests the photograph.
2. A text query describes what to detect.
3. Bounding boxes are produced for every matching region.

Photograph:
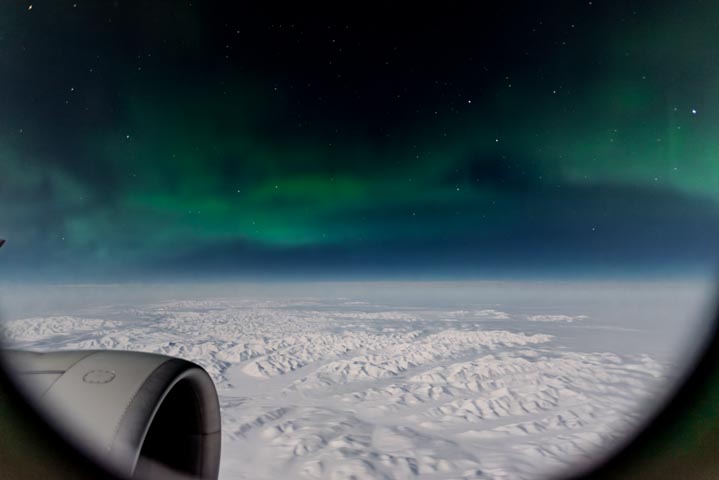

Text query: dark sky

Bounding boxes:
[1,1,719,281]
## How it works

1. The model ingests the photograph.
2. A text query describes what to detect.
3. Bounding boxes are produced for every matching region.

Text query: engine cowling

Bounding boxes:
[4,350,221,480]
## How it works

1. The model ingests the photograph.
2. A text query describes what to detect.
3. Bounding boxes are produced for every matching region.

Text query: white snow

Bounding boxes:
[526,315,588,323]
[0,281,713,480]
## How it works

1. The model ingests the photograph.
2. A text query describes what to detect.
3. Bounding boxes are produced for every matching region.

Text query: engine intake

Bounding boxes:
[4,350,221,480]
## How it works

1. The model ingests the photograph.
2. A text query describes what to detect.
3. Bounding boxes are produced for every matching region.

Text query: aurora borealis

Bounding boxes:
[1,1,719,280]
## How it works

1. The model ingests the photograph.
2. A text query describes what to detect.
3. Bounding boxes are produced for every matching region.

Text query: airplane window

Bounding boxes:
[1,2,718,479]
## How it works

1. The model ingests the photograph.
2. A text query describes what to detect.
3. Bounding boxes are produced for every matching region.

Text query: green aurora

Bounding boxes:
[1,1,718,279]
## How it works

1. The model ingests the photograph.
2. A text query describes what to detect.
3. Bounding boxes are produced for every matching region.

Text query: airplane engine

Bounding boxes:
[4,350,222,480]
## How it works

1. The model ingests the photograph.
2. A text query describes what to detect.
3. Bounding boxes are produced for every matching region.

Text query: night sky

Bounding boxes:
[1,1,719,280]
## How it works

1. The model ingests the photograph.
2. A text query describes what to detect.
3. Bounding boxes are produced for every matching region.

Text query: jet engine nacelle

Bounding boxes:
[4,350,221,480]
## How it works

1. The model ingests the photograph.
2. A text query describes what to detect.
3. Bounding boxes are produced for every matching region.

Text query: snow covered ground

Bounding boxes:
[0,281,714,479]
